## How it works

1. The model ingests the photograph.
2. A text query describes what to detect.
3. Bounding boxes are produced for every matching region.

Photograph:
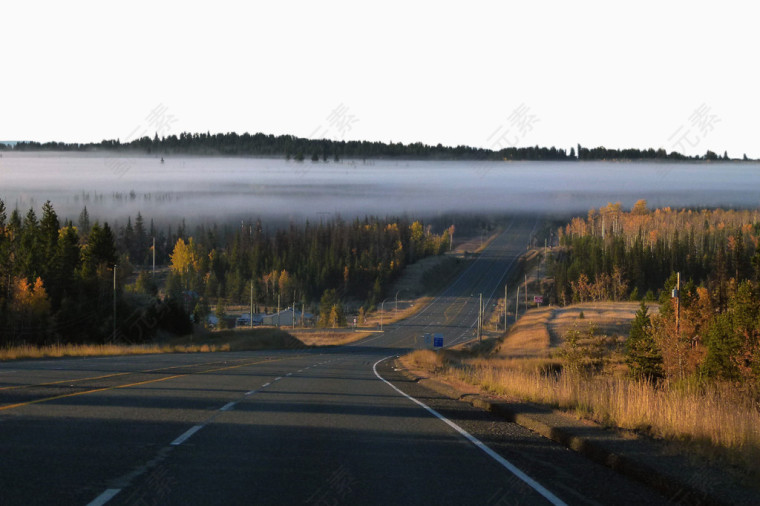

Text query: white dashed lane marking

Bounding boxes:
[86,488,121,506]
[87,360,315,505]
[171,425,204,446]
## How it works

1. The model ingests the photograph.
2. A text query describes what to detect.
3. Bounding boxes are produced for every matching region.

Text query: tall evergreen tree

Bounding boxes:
[78,206,91,235]
[626,301,664,381]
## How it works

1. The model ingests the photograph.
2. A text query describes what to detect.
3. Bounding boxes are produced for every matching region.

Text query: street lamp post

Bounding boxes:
[395,288,410,314]
[380,297,392,331]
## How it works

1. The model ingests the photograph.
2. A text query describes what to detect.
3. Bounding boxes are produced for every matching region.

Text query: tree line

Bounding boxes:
[0,200,193,345]
[550,202,760,389]
[164,217,451,324]
[0,198,451,345]
[3,132,751,161]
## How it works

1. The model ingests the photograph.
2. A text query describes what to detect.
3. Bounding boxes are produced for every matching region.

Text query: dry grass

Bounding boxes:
[548,302,656,345]
[0,324,376,362]
[406,348,449,373]
[466,366,760,470]
[457,230,501,254]
[0,327,310,361]
[403,302,760,477]
[496,302,650,358]
[289,330,370,347]
[495,307,554,358]
[0,342,231,361]
[363,297,431,328]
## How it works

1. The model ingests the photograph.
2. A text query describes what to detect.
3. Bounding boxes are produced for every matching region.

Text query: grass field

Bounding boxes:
[288,329,373,346]
[0,327,307,361]
[402,301,760,479]
[0,342,232,361]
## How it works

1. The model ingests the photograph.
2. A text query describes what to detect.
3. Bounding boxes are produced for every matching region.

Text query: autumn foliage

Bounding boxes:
[552,201,760,389]
[165,217,451,323]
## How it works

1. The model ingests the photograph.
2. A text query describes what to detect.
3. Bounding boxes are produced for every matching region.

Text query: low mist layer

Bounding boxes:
[1,152,758,224]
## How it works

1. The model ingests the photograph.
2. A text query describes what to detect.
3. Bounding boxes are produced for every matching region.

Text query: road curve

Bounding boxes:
[0,218,671,505]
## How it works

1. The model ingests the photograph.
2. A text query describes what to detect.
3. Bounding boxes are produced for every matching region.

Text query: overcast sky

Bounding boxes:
[2,1,757,157]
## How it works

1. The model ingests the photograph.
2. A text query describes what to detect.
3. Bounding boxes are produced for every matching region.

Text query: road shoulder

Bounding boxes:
[393,358,758,506]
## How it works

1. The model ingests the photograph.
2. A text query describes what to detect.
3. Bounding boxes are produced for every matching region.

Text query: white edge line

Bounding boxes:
[286,372,293,376]
[220,402,236,411]
[86,488,121,506]
[171,424,204,446]
[245,390,256,396]
[262,382,271,387]
[372,356,567,506]
[274,376,282,381]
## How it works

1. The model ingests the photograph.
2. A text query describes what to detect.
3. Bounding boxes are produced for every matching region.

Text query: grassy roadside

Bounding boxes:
[400,241,760,482]
[0,327,307,361]
[288,329,373,347]
[362,296,432,328]
[400,316,760,482]
[0,342,233,361]
[0,326,379,361]
[401,241,760,480]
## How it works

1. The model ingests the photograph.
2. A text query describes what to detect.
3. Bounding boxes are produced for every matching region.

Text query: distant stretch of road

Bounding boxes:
[0,218,671,505]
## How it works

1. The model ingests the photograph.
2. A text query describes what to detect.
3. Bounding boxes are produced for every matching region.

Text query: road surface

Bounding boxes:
[0,218,672,505]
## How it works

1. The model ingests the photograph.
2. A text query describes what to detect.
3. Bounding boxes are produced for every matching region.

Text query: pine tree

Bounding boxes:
[78,206,91,236]
[318,289,339,327]
[626,301,664,381]
[134,212,147,263]
[40,201,60,267]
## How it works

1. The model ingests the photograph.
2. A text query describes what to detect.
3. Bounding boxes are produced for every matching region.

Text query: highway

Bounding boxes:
[0,218,672,505]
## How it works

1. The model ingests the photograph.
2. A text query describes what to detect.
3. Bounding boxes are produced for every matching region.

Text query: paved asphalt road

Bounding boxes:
[0,218,673,505]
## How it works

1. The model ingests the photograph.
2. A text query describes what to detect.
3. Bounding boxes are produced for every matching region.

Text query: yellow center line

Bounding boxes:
[0,357,254,392]
[0,371,132,391]
[0,356,295,412]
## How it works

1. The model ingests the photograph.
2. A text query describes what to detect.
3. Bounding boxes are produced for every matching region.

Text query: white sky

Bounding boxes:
[2,1,758,157]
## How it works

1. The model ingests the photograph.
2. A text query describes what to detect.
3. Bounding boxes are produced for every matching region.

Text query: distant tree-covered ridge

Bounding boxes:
[2,132,751,161]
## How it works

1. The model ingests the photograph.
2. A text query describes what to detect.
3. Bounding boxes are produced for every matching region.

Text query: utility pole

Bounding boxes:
[524,274,528,312]
[674,271,682,378]
[541,238,547,290]
[515,285,520,321]
[277,293,280,327]
[478,293,483,341]
[504,284,508,331]
[293,290,296,329]
[152,237,155,277]
[675,272,681,336]
[113,264,117,343]
[250,281,254,329]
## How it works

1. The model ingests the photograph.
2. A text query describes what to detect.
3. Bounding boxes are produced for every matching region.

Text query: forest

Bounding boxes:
[3,131,750,161]
[550,201,760,388]
[0,198,450,346]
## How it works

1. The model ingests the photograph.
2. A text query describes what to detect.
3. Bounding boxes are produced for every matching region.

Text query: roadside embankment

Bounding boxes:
[396,351,759,506]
